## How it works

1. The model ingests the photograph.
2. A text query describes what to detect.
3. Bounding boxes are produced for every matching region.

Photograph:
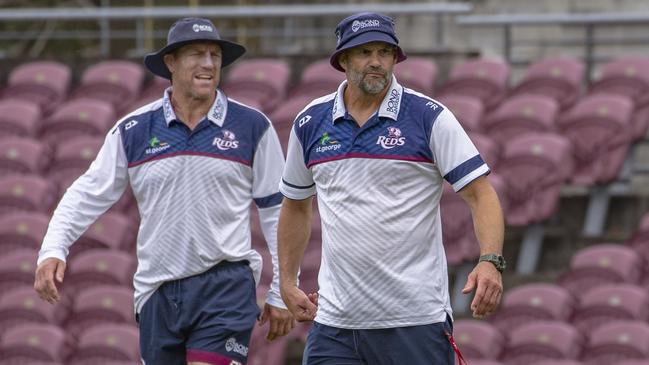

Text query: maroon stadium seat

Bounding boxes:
[469,361,506,365]
[3,61,71,113]
[629,211,649,245]
[268,95,314,150]
[40,99,115,146]
[490,283,575,332]
[500,320,583,365]
[483,94,559,143]
[453,319,504,360]
[47,135,103,190]
[222,58,290,113]
[0,323,72,364]
[581,320,649,365]
[72,60,145,114]
[67,211,136,258]
[0,285,69,334]
[558,244,643,293]
[66,284,134,337]
[438,95,485,133]
[0,211,49,254]
[571,283,649,332]
[534,361,584,365]
[69,323,140,364]
[64,248,136,296]
[438,58,511,110]
[0,175,57,217]
[616,361,649,365]
[0,136,50,176]
[467,132,501,169]
[0,99,42,138]
[394,56,438,96]
[290,58,346,100]
[511,56,585,110]
[139,75,169,101]
[248,323,290,365]
[589,55,649,140]
[0,248,38,294]
[557,93,634,186]
[440,183,474,265]
[497,133,573,226]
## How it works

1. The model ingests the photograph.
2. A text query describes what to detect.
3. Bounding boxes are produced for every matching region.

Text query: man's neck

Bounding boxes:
[343,84,389,127]
[170,91,216,130]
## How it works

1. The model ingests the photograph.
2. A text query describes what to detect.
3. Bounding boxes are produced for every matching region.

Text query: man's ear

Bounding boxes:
[163,53,175,75]
[338,53,348,72]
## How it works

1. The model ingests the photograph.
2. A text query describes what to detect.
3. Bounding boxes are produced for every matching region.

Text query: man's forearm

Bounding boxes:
[277,196,313,287]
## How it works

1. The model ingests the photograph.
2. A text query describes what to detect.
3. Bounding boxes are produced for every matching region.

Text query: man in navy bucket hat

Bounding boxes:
[35,17,294,365]
[278,12,505,365]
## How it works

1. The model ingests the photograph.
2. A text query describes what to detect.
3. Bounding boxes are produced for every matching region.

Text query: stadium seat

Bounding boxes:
[0,323,72,364]
[511,56,585,110]
[0,175,57,217]
[437,94,485,133]
[72,60,145,114]
[0,248,38,294]
[490,283,575,332]
[67,211,136,258]
[500,320,583,365]
[580,320,649,365]
[453,319,504,360]
[616,360,649,365]
[393,56,438,96]
[570,283,649,332]
[69,323,140,364]
[248,323,290,365]
[437,58,511,110]
[629,211,649,245]
[290,58,346,100]
[534,361,584,365]
[268,94,314,150]
[558,244,643,293]
[40,99,115,146]
[46,135,103,190]
[64,248,136,296]
[0,285,69,334]
[139,75,169,101]
[222,58,290,113]
[0,99,42,138]
[440,183,475,266]
[0,136,50,176]
[66,285,134,337]
[467,132,501,169]
[0,211,50,254]
[497,133,573,226]
[483,94,559,143]
[589,55,649,140]
[2,61,71,113]
[556,93,634,185]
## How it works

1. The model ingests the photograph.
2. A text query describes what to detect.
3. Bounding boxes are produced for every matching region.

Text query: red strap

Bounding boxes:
[445,331,469,365]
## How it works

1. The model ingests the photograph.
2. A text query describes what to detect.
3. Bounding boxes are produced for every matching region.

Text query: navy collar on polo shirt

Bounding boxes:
[161,87,228,127]
[331,74,404,124]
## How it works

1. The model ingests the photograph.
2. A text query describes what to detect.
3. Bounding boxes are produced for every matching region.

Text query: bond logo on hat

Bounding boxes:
[351,19,381,32]
[192,23,214,32]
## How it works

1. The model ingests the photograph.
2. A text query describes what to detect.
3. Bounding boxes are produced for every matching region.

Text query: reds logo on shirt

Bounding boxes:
[376,126,406,149]
[213,130,240,150]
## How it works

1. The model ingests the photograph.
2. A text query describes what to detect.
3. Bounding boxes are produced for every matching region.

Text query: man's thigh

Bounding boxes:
[302,322,363,365]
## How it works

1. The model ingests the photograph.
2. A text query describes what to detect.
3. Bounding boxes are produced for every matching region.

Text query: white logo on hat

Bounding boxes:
[351,19,380,32]
[193,23,214,32]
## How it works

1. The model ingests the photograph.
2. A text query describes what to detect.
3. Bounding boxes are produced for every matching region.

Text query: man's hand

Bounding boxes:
[259,304,295,341]
[34,258,66,304]
[280,284,317,322]
[461,261,503,319]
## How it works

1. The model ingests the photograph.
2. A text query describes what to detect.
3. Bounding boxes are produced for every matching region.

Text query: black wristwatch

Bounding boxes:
[479,253,506,273]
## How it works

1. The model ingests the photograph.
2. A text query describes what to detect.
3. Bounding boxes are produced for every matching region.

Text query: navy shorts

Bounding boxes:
[302,316,455,365]
[138,261,260,365]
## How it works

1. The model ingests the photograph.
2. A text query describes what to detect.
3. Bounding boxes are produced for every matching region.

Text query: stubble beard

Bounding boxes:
[350,68,390,94]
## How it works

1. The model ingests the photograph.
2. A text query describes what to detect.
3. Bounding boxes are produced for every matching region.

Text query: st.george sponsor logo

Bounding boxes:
[225,337,248,356]
[315,132,341,153]
[376,127,405,149]
[351,19,380,32]
[213,129,239,150]
[145,136,170,154]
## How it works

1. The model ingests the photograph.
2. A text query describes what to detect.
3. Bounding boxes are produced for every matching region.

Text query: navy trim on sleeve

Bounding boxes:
[254,192,284,208]
[444,155,485,184]
[281,179,316,190]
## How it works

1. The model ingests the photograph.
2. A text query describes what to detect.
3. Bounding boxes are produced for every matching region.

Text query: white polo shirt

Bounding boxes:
[39,88,286,313]
[280,76,489,329]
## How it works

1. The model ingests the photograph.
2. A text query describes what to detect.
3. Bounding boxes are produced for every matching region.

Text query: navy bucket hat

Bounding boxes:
[144,17,246,79]
[330,12,407,72]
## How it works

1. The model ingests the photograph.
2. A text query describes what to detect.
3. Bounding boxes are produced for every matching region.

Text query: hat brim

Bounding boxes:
[144,39,246,79]
[330,31,407,72]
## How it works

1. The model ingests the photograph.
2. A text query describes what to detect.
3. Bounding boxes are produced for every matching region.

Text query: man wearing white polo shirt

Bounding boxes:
[278,12,505,364]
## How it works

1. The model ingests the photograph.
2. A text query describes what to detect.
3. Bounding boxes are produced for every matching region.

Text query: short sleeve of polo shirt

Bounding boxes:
[279,127,315,199]
[430,108,490,191]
